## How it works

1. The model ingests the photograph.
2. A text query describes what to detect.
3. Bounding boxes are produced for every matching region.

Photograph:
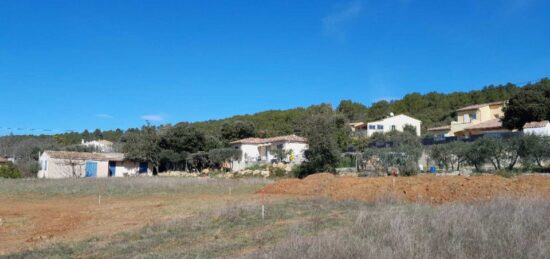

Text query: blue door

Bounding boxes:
[108,161,116,177]
[139,162,148,173]
[85,161,97,177]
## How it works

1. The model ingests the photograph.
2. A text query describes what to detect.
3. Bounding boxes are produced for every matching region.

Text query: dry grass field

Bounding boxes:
[1,175,549,258]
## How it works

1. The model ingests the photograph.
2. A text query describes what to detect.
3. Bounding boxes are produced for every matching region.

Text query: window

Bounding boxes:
[391,125,396,130]
[41,160,47,171]
[470,113,477,120]
[368,125,375,130]
[377,125,384,130]
[277,144,284,149]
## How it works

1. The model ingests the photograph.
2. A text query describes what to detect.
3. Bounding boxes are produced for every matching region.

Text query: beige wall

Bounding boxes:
[448,103,505,136]
[96,161,109,178]
[38,152,150,178]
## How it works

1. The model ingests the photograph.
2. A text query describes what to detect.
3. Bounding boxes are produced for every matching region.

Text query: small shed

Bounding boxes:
[37,150,151,179]
[523,121,550,136]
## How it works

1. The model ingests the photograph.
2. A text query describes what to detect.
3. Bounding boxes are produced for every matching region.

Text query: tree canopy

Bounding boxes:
[503,78,550,129]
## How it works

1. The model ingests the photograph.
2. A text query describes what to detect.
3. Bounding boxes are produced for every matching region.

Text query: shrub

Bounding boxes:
[269,166,286,178]
[0,164,22,179]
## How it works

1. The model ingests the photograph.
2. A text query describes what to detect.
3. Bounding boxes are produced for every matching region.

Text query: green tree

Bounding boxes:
[122,125,161,173]
[463,141,490,172]
[336,100,368,122]
[272,148,290,162]
[503,78,550,129]
[0,164,22,178]
[208,148,242,169]
[403,124,417,135]
[221,120,256,142]
[518,134,550,169]
[186,152,210,172]
[160,123,208,154]
[300,115,342,176]
[363,131,422,176]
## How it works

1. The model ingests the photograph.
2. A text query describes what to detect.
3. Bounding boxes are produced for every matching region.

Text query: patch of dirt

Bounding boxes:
[258,173,550,203]
[0,193,252,255]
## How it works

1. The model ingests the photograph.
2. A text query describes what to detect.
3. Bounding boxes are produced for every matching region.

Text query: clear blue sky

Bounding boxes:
[1,0,549,135]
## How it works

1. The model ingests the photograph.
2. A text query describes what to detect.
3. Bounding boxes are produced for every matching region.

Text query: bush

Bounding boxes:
[246,164,268,171]
[269,166,286,178]
[0,164,22,179]
[336,156,356,168]
[290,164,314,178]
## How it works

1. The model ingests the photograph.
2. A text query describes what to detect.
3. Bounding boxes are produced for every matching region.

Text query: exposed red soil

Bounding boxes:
[0,193,249,255]
[258,173,550,203]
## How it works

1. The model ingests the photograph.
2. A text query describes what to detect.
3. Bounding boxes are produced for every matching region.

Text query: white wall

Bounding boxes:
[281,142,308,163]
[231,141,308,171]
[37,152,151,178]
[37,153,108,179]
[524,125,550,136]
[366,115,422,137]
[113,161,151,177]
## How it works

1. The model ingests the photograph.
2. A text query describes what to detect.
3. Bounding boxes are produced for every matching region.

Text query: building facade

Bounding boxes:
[230,134,308,171]
[37,151,151,179]
[523,121,550,136]
[81,139,114,152]
[364,114,422,137]
[427,101,511,138]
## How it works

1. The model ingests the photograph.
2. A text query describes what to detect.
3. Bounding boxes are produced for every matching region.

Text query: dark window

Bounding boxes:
[377,125,384,130]
[391,125,396,130]
[368,125,375,130]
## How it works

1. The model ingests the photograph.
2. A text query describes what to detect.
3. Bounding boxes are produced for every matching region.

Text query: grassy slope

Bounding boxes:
[0,177,270,199]
[7,194,550,259]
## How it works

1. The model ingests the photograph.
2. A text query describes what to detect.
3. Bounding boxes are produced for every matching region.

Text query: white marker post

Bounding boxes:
[260,192,266,221]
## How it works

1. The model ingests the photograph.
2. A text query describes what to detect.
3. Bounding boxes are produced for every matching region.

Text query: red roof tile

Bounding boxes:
[464,118,505,131]
[427,125,451,132]
[523,120,550,129]
[456,101,505,112]
[44,151,125,161]
[230,135,307,145]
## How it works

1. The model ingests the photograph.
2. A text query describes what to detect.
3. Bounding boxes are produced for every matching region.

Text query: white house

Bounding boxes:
[523,121,550,136]
[230,134,308,171]
[365,114,422,137]
[81,139,114,152]
[37,150,151,179]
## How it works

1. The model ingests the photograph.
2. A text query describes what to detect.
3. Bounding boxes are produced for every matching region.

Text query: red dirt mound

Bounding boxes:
[258,173,550,203]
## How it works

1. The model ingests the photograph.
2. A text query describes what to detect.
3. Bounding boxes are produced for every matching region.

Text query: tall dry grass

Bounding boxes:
[254,197,550,259]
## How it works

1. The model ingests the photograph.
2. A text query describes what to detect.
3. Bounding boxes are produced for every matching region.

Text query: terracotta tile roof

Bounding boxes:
[427,125,451,132]
[348,122,365,128]
[44,151,125,161]
[464,118,505,131]
[230,134,307,145]
[97,140,113,145]
[456,101,505,112]
[523,120,550,129]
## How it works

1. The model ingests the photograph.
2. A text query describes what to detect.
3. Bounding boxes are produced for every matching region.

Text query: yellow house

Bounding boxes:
[428,101,510,137]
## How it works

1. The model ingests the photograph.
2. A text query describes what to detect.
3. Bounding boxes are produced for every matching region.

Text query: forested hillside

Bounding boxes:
[2,78,548,177]
[193,81,523,136]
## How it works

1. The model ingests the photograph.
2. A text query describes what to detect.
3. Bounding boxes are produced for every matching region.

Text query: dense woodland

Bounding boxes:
[1,78,549,177]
